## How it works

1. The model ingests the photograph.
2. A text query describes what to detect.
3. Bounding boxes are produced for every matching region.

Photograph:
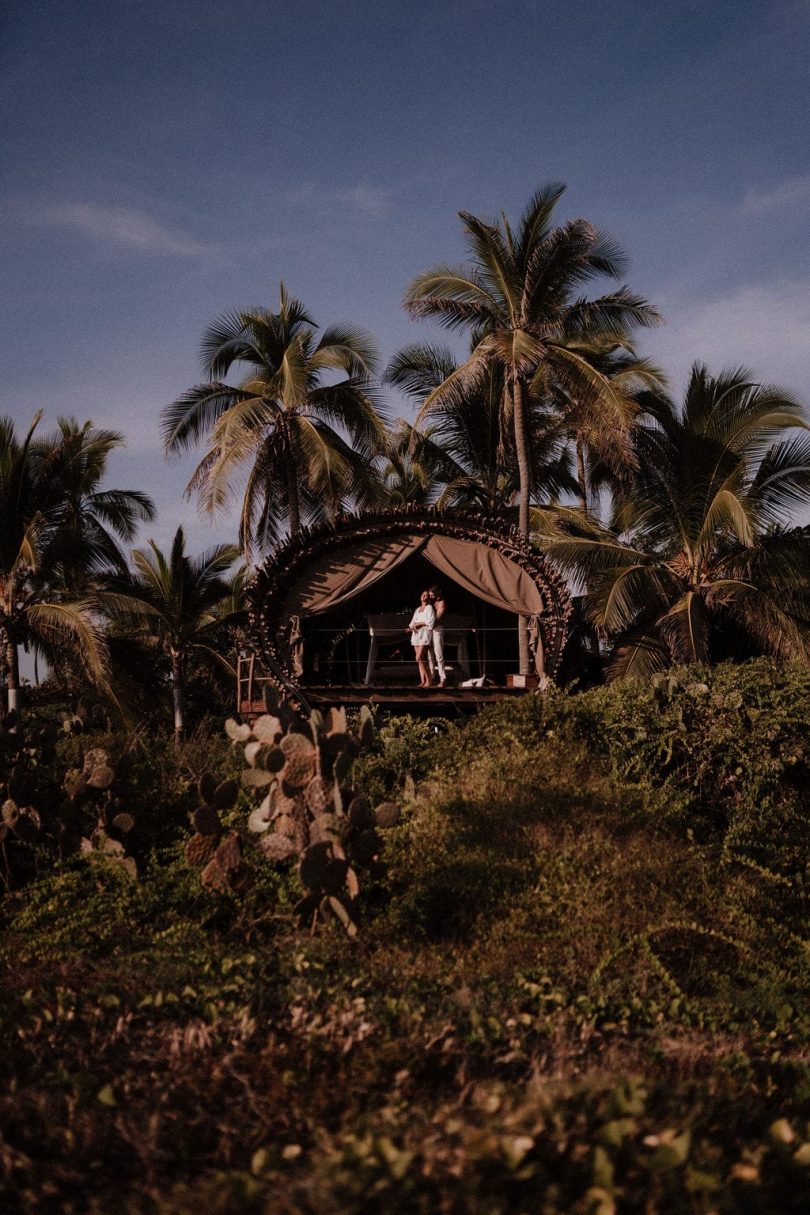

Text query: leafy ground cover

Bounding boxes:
[1,659,809,1213]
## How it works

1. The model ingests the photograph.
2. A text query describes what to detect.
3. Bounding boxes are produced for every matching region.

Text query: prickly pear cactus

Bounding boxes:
[183,771,243,892]
[0,715,140,890]
[227,692,401,937]
[61,748,139,878]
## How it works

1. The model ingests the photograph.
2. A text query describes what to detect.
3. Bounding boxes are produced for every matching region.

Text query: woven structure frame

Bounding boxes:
[247,508,572,694]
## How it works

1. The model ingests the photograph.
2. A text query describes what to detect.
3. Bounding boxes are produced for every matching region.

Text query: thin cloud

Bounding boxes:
[334,184,393,215]
[287,180,394,217]
[741,175,810,215]
[644,278,810,397]
[33,201,215,256]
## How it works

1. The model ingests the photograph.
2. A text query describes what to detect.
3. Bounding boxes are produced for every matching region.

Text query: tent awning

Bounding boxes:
[282,532,545,619]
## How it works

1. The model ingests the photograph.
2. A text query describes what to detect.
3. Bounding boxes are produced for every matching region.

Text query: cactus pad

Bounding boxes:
[348,796,373,828]
[320,857,349,895]
[305,776,332,815]
[253,714,282,744]
[225,718,253,742]
[282,752,316,789]
[309,813,343,845]
[242,767,275,788]
[192,804,222,835]
[351,828,383,866]
[258,833,298,862]
[215,833,241,872]
[2,799,20,828]
[374,802,402,828]
[212,778,238,809]
[86,763,115,790]
[198,772,218,804]
[201,857,230,891]
[185,833,218,866]
[299,841,333,890]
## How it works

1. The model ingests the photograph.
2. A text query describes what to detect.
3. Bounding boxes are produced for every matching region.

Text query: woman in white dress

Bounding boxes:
[407,590,435,688]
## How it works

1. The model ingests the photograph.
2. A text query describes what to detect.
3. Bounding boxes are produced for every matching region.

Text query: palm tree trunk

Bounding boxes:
[4,628,21,725]
[512,378,531,675]
[171,651,185,743]
[512,378,531,536]
[575,439,588,513]
[286,453,301,537]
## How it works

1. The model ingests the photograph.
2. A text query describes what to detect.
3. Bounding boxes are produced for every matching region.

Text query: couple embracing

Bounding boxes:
[407,585,446,688]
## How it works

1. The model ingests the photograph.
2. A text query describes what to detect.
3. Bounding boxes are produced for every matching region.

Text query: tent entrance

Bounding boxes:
[295,547,521,687]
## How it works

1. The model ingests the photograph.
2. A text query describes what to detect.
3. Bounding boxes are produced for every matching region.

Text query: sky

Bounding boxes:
[2,0,810,554]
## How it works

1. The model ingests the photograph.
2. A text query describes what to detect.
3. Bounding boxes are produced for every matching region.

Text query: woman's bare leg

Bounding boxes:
[416,645,430,686]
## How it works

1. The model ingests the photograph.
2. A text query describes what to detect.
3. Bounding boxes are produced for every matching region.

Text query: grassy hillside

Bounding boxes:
[1,659,809,1213]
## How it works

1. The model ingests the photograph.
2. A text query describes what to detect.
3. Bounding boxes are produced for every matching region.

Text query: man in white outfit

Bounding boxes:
[428,585,446,686]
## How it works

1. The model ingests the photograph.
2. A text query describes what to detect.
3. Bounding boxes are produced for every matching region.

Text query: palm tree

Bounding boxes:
[107,528,243,740]
[43,417,156,583]
[378,425,441,508]
[404,182,660,671]
[543,365,810,678]
[541,336,666,513]
[0,414,155,720]
[383,342,576,511]
[161,284,386,555]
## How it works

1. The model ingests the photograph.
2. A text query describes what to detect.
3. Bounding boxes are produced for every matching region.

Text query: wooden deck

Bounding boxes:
[239,683,529,718]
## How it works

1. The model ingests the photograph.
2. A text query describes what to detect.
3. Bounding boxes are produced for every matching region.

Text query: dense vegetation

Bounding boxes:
[2,659,809,1212]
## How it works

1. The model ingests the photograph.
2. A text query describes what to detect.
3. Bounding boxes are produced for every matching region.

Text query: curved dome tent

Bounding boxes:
[246,510,572,705]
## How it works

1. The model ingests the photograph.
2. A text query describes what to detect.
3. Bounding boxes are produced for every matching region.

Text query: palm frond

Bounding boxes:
[25,599,110,689]
[606,630,671,681]
[458,210,521,317]
[162,383,252,455]
[659,591,710,664]
[403,265,501,328]
[311,324,378,378]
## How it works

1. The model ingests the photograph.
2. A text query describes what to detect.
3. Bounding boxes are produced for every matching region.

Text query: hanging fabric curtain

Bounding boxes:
[423,535,544,616]
[282,534,427,618]
[423,535,546,675]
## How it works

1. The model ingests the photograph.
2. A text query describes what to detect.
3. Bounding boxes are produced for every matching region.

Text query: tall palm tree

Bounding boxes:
[0,414,155,719]
[543,365,810,678]
[161,284,386,555]
[404,182,660,671]
[107,528,243,740]
[383,342,576,511]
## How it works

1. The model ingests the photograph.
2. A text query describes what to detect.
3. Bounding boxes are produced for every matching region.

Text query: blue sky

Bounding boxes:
[2,0,809,551]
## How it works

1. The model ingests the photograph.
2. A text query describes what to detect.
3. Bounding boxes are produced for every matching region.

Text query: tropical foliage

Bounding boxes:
[106,527,243,739]
[0,414,155,718]
[382,342,576,510]
[543,365,810,677]
[4,181,810,1215]
[161,284,386,554]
